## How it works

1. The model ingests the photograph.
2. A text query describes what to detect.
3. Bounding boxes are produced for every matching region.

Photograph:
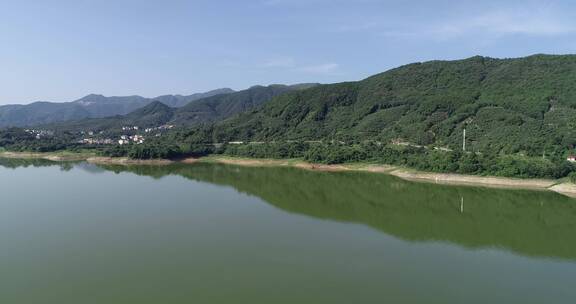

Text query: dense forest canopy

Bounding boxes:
[205,55,576,157]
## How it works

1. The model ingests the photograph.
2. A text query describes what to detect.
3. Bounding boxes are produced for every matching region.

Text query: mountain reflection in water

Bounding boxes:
[2,157,575,261]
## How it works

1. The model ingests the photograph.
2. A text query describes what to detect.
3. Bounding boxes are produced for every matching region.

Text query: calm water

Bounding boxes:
[1,158,576,304]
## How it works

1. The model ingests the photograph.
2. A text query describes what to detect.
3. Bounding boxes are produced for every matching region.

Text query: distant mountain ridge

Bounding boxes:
[0,88,235,128]
[45,101,177,131]
[43,84,319,131]
[171,83,319,125]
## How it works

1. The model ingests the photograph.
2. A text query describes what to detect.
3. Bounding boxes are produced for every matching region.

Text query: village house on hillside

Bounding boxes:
[118,134,145,145]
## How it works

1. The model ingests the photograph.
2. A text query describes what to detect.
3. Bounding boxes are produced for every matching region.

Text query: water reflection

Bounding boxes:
[2,158,576,261]
[0,157,74,171]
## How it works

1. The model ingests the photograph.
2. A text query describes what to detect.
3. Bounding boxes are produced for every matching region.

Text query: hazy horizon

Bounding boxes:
[2,0,576,105]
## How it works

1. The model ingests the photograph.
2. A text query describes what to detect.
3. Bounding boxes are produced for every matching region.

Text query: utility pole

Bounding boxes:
[462,128,466,152]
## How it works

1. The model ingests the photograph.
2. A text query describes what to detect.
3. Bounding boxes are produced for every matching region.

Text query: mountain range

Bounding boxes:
[5,54,576,157]
[0,88,235,128]
[43,84,319,131]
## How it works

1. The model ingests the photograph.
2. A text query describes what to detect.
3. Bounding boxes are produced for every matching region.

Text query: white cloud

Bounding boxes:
[431,7,576,39]
[296,63,341,75]
[261,56,296,68]
[330,3,576,41]
[221,56,343,76]
[257,57,342,75]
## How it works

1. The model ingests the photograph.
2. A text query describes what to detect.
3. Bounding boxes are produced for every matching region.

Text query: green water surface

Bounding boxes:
[0,158,575,303]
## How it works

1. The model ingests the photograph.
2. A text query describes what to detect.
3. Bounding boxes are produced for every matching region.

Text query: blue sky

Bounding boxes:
[1,0,576,104]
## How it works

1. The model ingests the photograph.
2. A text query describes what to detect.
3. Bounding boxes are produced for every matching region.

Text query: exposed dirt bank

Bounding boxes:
[387,169,556,190]
[86,157,174,166]
[201,157,576,197]
[0,151,92,162]
[2,152,575,198]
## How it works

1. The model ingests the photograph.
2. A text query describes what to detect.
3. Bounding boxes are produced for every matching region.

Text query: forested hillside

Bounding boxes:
[210,55,576,157]
[43,101,176,131]
[170,84,318,125]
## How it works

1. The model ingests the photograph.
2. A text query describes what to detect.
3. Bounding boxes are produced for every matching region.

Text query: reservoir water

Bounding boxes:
[1,158,575,303]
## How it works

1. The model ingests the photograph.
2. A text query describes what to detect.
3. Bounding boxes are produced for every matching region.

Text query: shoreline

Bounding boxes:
[0,151,95,162]
[86,157,175,166]
[2,151,576,197]
[202,156,573,193]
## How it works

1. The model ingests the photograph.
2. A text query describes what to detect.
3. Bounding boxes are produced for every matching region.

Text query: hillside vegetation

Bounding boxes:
[43,101,176,131]
[210,55,576,157]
